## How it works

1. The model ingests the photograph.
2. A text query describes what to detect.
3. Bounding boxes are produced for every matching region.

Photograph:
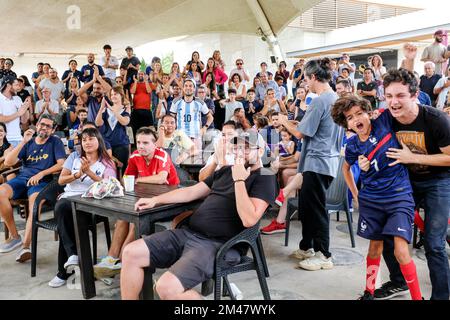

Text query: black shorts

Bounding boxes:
[144,228,228,290]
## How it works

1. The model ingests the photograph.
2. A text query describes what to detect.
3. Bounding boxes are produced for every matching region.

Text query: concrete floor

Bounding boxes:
[0,209,446,300]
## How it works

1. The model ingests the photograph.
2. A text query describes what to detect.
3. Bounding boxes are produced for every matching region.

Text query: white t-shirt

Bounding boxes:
[60,152,108,199]
[99,56,119,80]
[434,76,450,110]
[39,79,65,101]
[223,100,243,122]
[0,93,23,142]
[35,99,60,115]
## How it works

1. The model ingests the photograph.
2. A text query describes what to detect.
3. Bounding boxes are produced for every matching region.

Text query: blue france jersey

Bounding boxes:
[345,110,412,200]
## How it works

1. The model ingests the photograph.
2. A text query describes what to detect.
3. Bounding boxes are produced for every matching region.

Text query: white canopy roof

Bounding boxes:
[1,0,321,56]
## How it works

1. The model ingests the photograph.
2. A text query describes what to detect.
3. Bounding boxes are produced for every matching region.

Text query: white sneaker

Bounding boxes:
[64,255,79,271]
[93,256,121,279]
[298,252,333,271]
[48,276,66,288]
[15,247,31,263]
[289,248,315,261]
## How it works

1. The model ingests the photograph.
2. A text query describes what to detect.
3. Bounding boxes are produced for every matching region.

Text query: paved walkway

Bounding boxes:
[0,209,446,300]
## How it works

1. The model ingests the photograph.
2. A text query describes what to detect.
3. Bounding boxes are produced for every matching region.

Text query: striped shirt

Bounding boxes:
[170,97,210,138]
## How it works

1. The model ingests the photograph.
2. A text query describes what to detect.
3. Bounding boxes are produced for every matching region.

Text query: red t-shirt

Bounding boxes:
[124,148,180,185]
[133,82,156,110]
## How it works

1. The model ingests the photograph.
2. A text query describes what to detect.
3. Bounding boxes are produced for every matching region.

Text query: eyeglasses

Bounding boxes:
[236,63,243,65]
[38,123,54,129]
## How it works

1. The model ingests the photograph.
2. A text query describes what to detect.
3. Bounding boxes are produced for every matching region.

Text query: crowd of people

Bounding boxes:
[0,29,449,300]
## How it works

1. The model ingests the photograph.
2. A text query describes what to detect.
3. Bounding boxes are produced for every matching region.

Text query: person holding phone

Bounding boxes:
[130,71,156,138]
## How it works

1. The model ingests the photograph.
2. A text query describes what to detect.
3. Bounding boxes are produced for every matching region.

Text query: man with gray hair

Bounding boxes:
[420,62,441,107]
[0,114,65,263]
[255,72,280,105]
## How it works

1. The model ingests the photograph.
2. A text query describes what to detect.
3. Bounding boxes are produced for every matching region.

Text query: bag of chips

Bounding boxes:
[82,177,124,199]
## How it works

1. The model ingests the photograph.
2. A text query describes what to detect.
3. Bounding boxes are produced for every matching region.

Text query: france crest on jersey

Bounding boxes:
[344,111,412,200]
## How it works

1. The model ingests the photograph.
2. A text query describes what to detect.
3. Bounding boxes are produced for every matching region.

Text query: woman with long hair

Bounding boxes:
[292,84,311,122]
[19,75,33,96]
[253,76,261,89]
[370,54,386,81]
[203,58,228,98]
[212,50,225,70]
[203,71,220,100]
[65,77,80,106]
[229,73,246,101]
[95,86,131,171]
[190,51,205,71]
[48,127,116,288]
[186,61,202,89]
[169,62,182,87]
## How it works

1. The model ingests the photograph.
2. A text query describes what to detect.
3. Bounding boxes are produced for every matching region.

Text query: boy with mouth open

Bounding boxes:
[332,95,422,300]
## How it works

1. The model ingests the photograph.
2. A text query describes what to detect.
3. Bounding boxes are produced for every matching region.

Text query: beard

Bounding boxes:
[38,132,50,139]
[436,38,443,43]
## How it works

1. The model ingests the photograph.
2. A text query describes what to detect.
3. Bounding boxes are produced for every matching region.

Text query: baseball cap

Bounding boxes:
[125,46,133,51]
[230,130,266,150]
[434,29,446,36]
[0,75,16,92]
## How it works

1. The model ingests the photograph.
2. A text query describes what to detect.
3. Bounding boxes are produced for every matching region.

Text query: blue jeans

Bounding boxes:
[383,176,450,300]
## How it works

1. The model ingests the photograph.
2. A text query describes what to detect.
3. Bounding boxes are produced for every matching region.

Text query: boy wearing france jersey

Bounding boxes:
[332,95,422,300]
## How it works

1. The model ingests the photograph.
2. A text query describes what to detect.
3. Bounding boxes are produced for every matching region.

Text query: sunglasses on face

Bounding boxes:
[236,63,243,65]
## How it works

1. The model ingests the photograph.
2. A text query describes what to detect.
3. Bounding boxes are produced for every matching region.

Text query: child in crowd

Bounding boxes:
[332,95,422,300]
[276,128,294,158]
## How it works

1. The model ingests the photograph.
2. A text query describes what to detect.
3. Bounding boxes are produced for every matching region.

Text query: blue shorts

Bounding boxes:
[6,175,49,200]
[357,194,415,243]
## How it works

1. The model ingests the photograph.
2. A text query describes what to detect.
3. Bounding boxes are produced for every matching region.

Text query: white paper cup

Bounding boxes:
[123,175,135,192]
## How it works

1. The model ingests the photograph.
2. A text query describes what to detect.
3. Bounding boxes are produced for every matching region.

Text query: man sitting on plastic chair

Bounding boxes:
[0,114,65,262]
[120,131,276,300]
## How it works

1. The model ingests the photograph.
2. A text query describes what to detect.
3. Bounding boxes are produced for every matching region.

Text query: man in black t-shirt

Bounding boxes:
[120,131,276,300]
[357,68,378,109]
[120,47,141,87]
[375,68,450,301]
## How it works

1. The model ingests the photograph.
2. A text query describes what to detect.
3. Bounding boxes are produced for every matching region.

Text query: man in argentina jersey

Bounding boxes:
[332,95,422,300]
[169,78,214,146]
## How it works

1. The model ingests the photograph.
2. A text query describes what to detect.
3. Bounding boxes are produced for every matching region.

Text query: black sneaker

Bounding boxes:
[374,281,409,300]
[358,291,374,300]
